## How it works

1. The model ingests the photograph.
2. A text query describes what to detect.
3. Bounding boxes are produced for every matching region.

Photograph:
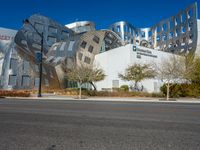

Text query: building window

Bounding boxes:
[32,43,41,50]
[42,67,47,75]
[35,65,39,72]
[21,75,30,86]
[8,75,17,86]
[34,78,39,87]
[88,45,94,53]
[62,30,69,37]
[48,36,56,44]
[157,26,160,33]
[78,52,83,60]
[23,60,30,72]
[117,26,120,32]
[60,42,67,51]
[188,9,193,18]
[162,23,167,31]
[45,79,49,86]
[80,41,87,49]
[48,26,57,33]
[124,25,127,32]
[141,31,145,38]
[137,54,141,59]
[93,35,100,44]
[68,41,75,51]
[34,22,43,33]
[84,56,91,64]
[112,80,119,88]
[10,58,17,70]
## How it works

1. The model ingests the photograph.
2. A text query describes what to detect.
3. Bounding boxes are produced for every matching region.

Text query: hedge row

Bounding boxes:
[0,90,30,97]
[160,83,200,98]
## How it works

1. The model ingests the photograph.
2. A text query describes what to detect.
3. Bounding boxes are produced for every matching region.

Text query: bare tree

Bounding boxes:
[118,64,155,91]
[65,64,105,99]
[156,55,186,100]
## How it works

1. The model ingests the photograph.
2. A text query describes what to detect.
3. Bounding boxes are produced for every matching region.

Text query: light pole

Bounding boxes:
[23,19,43,97]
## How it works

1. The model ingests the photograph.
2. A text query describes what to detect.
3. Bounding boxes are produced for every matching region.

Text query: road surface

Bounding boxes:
[0,98,200,150]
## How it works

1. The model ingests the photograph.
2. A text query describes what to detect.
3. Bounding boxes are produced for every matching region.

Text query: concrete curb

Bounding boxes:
[2,95,200,104]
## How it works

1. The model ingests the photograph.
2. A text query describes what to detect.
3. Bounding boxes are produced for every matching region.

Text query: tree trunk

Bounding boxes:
[134,82,138,91]
[79,83,82,99]
[166,82,170,101]
[90,82,96,91]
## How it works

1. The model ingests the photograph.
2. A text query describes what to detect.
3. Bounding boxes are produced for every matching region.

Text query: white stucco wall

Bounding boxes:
[195,20,200,57]
[94,44,177,93]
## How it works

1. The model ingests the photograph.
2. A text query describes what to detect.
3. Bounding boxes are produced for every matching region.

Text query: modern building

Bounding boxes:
[0,2,199,92]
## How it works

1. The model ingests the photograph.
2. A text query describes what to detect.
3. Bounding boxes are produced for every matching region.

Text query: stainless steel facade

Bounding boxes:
[0,2,199,90]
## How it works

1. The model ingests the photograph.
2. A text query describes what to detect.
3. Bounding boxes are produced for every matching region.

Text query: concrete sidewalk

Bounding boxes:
[3,93,200,103]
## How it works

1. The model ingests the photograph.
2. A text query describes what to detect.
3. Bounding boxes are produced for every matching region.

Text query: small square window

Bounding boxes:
[88,45,94,53]
[84,56,91,64]
[80,41,87,49]
[137,54,141,59]
[93,36,100,44]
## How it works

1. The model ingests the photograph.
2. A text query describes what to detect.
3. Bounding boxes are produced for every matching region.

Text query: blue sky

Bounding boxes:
[0,0,199,30]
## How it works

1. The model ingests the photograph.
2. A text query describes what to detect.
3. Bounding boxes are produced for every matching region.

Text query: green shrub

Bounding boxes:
[120,85,129,92]
[151,92,164,97]
[160,83,200,98]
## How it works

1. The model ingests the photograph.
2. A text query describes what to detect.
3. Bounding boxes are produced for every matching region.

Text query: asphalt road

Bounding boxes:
[0,98,200,150]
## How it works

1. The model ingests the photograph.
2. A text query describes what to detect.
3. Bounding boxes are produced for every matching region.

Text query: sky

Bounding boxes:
[0,0,199,30]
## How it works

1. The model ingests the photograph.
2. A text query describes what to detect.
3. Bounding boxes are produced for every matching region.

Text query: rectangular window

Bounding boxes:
[34,77,39,87]
[80,41,87,49]
[88,45,94,53]
[117,26,120,32]
[34,22,43,33]
[60,42,67,51]
[62,30,69,37]
[42,67,47,75]
[10,58,17,70]
[8,75,17,86]
[23,60,30,72]
[124,25,127,32]
[141,31,145,37]
[45,79,49,86]
[35,65,39,72]
[93,35,100,44]
[68,41,75,51]
[137,54,141,59]
[48,36,56,44]
[112,80,119,88]
[22,75,30,86]
[32,43,41,50]
[48,26,57,33]
[84,56,91,64]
